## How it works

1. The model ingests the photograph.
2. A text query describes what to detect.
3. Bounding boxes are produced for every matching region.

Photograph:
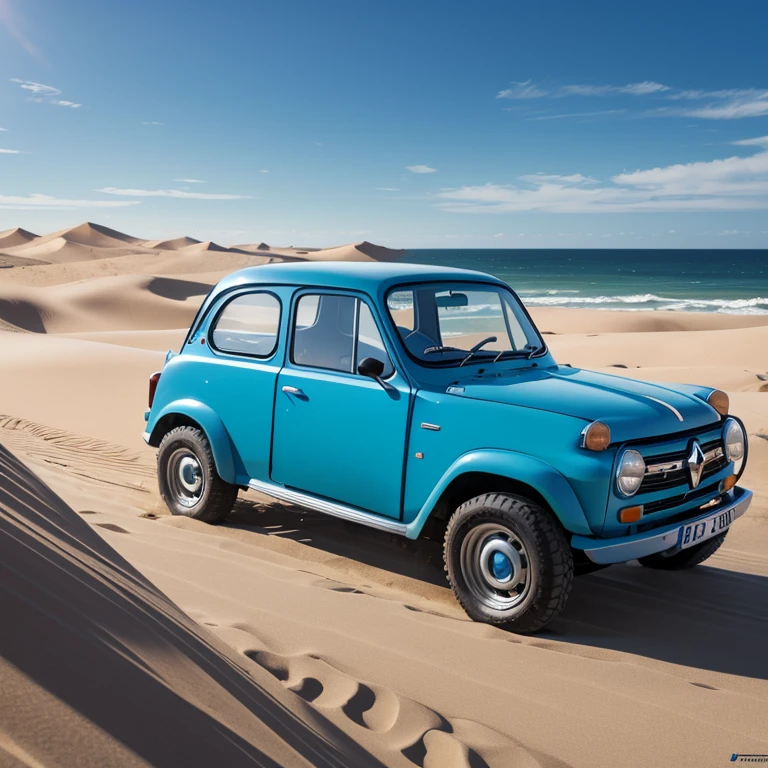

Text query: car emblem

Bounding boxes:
[687,440,705,488]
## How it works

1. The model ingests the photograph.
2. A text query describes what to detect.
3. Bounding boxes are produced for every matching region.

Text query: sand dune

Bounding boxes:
[298,241,406,262]
[0,439,391,768]
[232,242,274,252]
[31,221,145,248]
[0,274,208,333]
[1,235,133,264]
[0,226,38,249]
[142,235,202,250]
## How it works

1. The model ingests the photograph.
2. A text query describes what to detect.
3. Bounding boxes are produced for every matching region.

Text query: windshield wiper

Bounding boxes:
[492,344,544,362]
[423,345,464,355]
[459,336,498,367]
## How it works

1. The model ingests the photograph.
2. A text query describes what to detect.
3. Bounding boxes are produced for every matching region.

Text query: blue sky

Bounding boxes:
[1,0,768,248]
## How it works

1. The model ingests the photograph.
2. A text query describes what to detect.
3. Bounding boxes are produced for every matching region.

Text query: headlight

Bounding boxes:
[724,418,746,472]
[580,421,611,451]
[616,449,646,497]
[707,389,729,417]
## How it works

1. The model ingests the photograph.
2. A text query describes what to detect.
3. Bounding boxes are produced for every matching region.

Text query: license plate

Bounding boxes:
[677,507,735,549]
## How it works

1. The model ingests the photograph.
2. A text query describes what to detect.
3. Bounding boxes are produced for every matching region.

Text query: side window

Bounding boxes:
[357,302,394,378]
[211,291,280,357]
[292,294,356,372]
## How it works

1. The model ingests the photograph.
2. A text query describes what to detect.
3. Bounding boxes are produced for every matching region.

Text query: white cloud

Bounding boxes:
[435,141,768,214]
[375,187,400,191]
[174,178,206,184]
[97,187,252,200]
[0,193,140,210]
[0,127,7,132]
[10,78,83,107]
[142,121,164,126]
[496,80,548,99]
[670,88,760,100]
[519,173,597,185]
[668,88,768,119]
[495,79,768,120]
[718,229,750,236]
[407,165,437,174]
[10,77,60,96]
[733,136,768,147]
[689,95,768,119]
[527,109,626,121]
[0,148,23,154]
[560,81,669,96]
[260,169,269,173]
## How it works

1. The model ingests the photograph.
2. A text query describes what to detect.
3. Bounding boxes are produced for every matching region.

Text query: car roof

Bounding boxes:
[215,260,506,294]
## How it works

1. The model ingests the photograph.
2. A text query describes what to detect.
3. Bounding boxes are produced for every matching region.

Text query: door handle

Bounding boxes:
[281,385,306,397]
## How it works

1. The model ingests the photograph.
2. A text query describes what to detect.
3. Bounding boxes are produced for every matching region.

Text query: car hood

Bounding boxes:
[448,365,720,443]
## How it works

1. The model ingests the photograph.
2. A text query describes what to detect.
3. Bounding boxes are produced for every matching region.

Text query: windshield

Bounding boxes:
[386,282,544,366]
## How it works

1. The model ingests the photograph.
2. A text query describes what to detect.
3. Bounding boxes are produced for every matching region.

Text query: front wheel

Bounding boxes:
[638,531,727,570]
[444,493,574,634]
[157,426,238,523]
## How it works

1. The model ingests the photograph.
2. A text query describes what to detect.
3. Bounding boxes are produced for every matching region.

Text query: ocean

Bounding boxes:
[400,249,768,315]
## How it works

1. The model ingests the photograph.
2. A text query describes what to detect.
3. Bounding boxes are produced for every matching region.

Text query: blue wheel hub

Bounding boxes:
[490,551,513,582]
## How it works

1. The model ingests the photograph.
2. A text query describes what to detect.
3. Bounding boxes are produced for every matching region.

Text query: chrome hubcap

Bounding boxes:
[178,456,202,493]
[167,449,204,508]
[460,523,533,612]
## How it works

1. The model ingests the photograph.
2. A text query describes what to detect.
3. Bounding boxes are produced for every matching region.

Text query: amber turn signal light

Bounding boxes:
[707,389,729,417]
[581,421,611,451]
[619,506,643,524]
[720,474,737,492]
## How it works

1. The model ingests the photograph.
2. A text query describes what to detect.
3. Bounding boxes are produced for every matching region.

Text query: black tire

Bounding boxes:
[444,493,574,634]
[157,426,238,523]
[638,531,727,570]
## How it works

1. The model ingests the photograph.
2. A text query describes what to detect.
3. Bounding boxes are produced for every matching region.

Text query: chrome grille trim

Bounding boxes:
[644,445,724,479]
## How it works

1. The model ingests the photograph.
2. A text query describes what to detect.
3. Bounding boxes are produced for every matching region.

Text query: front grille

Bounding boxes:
[638,439,726,494]
[636,489,723,533]
[643,480,721,514]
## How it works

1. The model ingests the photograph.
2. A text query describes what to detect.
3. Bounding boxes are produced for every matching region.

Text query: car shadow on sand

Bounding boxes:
[227,495,768,681]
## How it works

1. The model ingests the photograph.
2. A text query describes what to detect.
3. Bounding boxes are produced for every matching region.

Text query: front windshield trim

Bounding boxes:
[384,279,548,369]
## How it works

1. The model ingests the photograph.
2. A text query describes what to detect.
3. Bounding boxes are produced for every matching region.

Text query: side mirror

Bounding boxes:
[357,356,385,379]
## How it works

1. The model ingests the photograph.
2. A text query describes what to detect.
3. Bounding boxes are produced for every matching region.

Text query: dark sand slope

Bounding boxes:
[0,442,385,768]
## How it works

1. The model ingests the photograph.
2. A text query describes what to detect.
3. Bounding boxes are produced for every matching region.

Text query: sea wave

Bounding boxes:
[520,293,768,314]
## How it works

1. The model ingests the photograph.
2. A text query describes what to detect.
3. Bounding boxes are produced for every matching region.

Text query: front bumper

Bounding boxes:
[571,487,752,564]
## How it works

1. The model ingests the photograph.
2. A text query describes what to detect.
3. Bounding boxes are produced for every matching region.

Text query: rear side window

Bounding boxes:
[211,292,281,357]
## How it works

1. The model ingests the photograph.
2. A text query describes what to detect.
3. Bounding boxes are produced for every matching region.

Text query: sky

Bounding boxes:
[1,0,768,249]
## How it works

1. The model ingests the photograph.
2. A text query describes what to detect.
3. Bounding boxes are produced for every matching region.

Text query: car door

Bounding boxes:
[270,291,411,519]
[194,288,284,482]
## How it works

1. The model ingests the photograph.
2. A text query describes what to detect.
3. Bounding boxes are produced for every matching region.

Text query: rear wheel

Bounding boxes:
[444,493,574,634]
[638,532,727,570]
[157,426,238,523]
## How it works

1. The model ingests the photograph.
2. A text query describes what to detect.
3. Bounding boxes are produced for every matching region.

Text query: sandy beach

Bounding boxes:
[1,223,767,768]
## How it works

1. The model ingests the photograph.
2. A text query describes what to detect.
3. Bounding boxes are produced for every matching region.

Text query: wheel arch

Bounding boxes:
[147,399,239,484]
[405,449,593,540]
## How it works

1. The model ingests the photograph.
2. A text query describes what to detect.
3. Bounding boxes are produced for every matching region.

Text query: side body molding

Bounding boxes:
[147,398,239,484]
[405,449,593,539]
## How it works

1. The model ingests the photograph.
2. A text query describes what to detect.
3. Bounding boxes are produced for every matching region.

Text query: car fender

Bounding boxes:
[405,449,593,539]
[146,398,238,484]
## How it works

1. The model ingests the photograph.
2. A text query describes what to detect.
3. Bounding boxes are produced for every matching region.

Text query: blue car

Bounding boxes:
[144,262,751,632]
